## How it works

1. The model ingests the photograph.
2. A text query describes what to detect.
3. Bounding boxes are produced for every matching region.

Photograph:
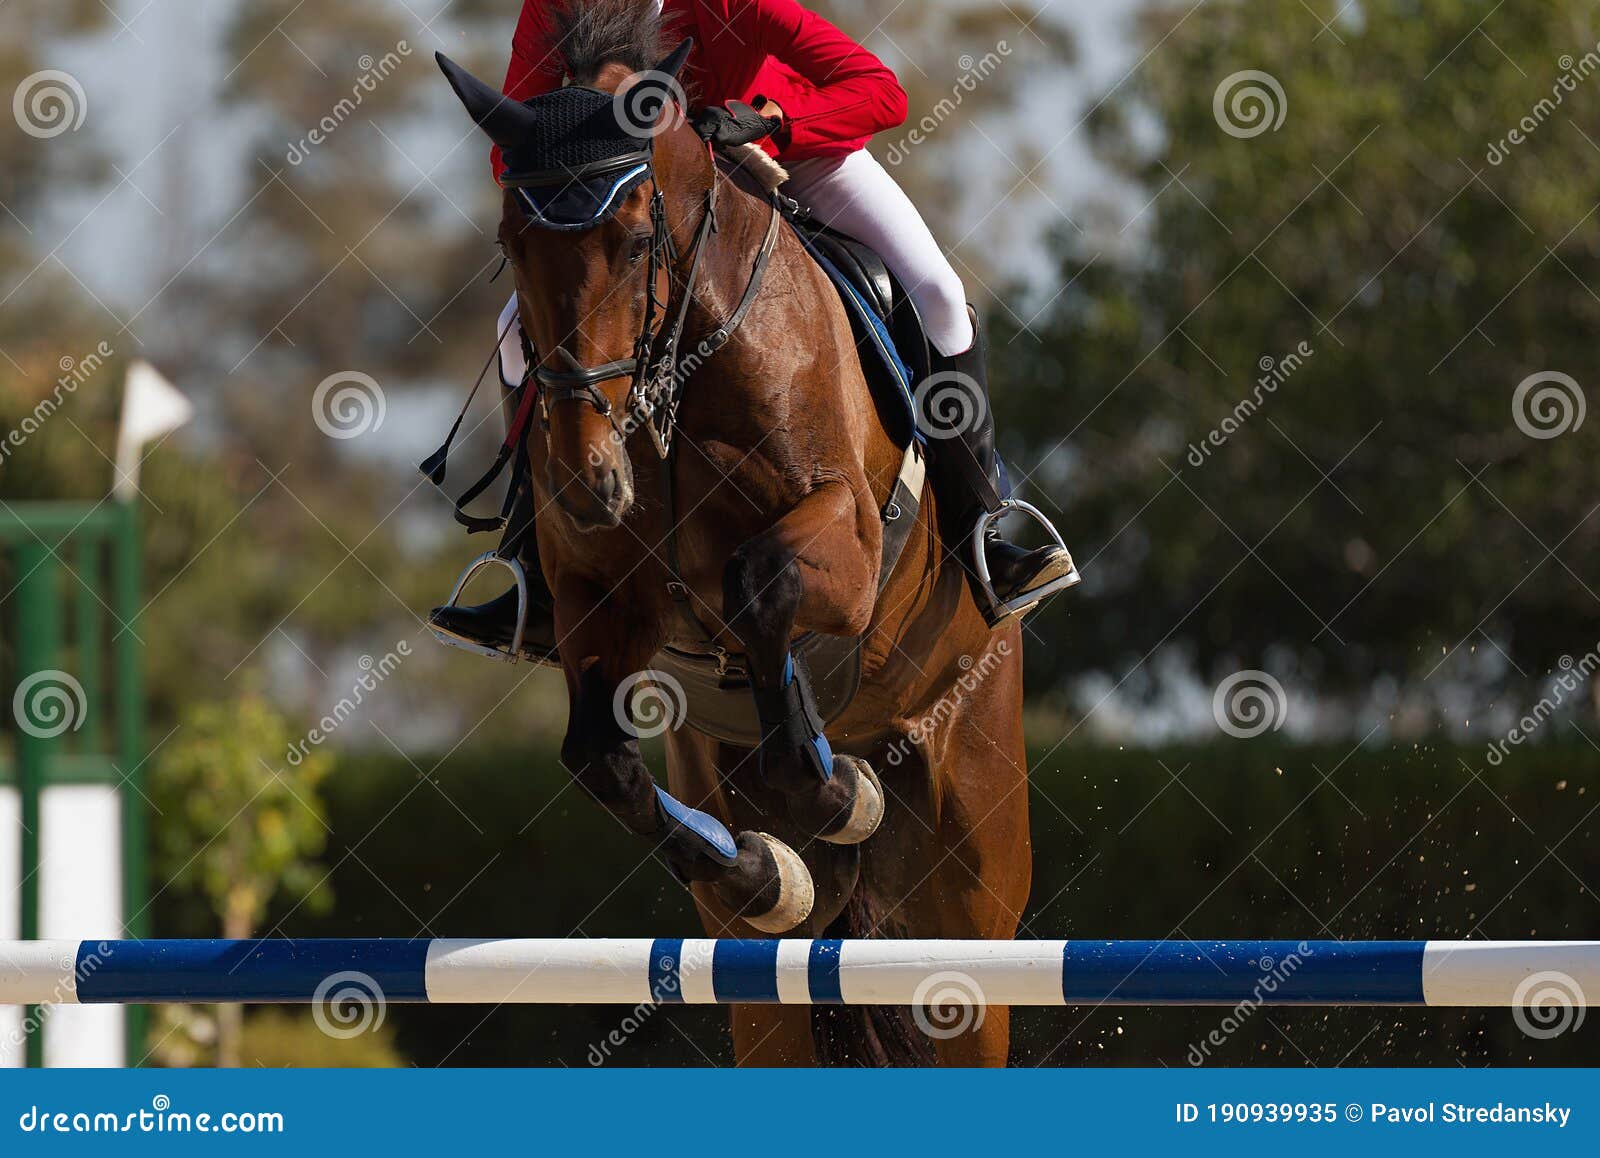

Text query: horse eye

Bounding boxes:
[627,234,651,263]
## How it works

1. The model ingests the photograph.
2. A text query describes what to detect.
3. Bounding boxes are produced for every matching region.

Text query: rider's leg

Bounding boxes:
[427,295,560,660]
[782,151,1074,615]
[783,151,972,356]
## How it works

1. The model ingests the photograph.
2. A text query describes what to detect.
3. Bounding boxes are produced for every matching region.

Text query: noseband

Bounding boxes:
[505,140,752,461]
[422,132,781,537]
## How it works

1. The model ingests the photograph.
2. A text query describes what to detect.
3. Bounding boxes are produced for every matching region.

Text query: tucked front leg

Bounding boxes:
[722,480,884,844]
[555,587,814,931]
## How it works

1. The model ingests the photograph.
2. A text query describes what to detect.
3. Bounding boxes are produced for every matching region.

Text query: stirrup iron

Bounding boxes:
[430,552,530,663]
[971,499,1082,623]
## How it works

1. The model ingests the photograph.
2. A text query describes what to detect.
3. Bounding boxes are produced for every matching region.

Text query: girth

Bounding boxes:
[650,441,927,748]
[424,137,922,746]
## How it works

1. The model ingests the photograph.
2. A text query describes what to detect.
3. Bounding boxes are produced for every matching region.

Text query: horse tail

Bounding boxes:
[808,873,936,1067]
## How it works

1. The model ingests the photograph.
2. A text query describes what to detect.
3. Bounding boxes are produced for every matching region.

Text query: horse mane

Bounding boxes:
[550,0,667,84]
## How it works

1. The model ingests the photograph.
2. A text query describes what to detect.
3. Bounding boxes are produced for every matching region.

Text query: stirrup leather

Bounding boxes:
[971,499,1082,623]
[430,552,531,663]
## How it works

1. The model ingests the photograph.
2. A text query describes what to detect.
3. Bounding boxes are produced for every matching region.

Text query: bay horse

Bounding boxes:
[437,5,1031,1066]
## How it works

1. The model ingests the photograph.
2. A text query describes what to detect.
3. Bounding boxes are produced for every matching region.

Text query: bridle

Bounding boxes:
[505,135,777,462]
[422,116,781,607]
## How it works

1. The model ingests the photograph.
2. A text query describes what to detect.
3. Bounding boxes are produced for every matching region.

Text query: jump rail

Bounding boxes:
[2,939,1596,1007]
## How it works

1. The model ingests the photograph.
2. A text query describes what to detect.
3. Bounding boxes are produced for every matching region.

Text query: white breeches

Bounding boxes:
[782,148,973,356]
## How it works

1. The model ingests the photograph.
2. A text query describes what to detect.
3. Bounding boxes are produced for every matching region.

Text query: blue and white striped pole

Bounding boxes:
[1,939,1595,1007]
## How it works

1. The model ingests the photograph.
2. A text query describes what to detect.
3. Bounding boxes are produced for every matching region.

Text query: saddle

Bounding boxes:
[649,205,933,747]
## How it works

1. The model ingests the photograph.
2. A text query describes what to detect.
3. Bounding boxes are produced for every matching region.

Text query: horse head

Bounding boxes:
[438,36,703,532]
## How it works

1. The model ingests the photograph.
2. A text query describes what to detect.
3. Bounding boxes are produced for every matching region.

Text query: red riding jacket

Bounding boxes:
[492,0,908,178]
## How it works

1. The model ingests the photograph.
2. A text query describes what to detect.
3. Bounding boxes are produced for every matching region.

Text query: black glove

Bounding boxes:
[692,100,782,148]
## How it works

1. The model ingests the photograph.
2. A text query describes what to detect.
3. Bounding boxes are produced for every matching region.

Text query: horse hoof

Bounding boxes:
[817,756,884,846]
[714,831,815,933]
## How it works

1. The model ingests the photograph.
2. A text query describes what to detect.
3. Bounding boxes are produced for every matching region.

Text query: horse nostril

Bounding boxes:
[593,469,618,506]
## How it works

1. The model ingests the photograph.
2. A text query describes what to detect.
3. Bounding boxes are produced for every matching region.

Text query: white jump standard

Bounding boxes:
[4,939,1597,1007]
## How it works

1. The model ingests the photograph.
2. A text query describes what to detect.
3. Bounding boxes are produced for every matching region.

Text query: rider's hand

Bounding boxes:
[692,100,783,147]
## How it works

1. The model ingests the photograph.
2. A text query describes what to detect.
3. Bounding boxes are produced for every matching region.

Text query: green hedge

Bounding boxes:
[154,740,1598,1066]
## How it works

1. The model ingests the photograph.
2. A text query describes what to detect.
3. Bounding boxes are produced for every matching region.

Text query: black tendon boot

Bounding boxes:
[922,308,1080,624]
[428,487,559,665]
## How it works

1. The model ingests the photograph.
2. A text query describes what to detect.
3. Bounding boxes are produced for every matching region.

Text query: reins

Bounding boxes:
[421,133,782,642]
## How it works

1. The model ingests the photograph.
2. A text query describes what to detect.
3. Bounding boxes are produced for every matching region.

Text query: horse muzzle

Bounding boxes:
[553,461,634,532]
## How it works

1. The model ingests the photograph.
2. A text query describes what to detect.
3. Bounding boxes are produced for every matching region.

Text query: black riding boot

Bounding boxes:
[923,309,1078,623]
[427,487,559,664]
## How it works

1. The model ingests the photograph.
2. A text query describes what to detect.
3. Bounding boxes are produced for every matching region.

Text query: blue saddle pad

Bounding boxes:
[788,223,924,446]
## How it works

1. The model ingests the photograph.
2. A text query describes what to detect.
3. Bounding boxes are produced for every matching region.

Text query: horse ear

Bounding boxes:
[436,52,539,151]
[654,38,693,80]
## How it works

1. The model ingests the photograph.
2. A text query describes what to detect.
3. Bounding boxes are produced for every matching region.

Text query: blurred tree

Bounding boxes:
[152,694,333,1066]
[996,0,1600,728]
[146,0,569,743]
[0,1,112,485]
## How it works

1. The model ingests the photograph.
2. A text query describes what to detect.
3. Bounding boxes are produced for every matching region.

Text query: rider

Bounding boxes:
[429,0,1075,658]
